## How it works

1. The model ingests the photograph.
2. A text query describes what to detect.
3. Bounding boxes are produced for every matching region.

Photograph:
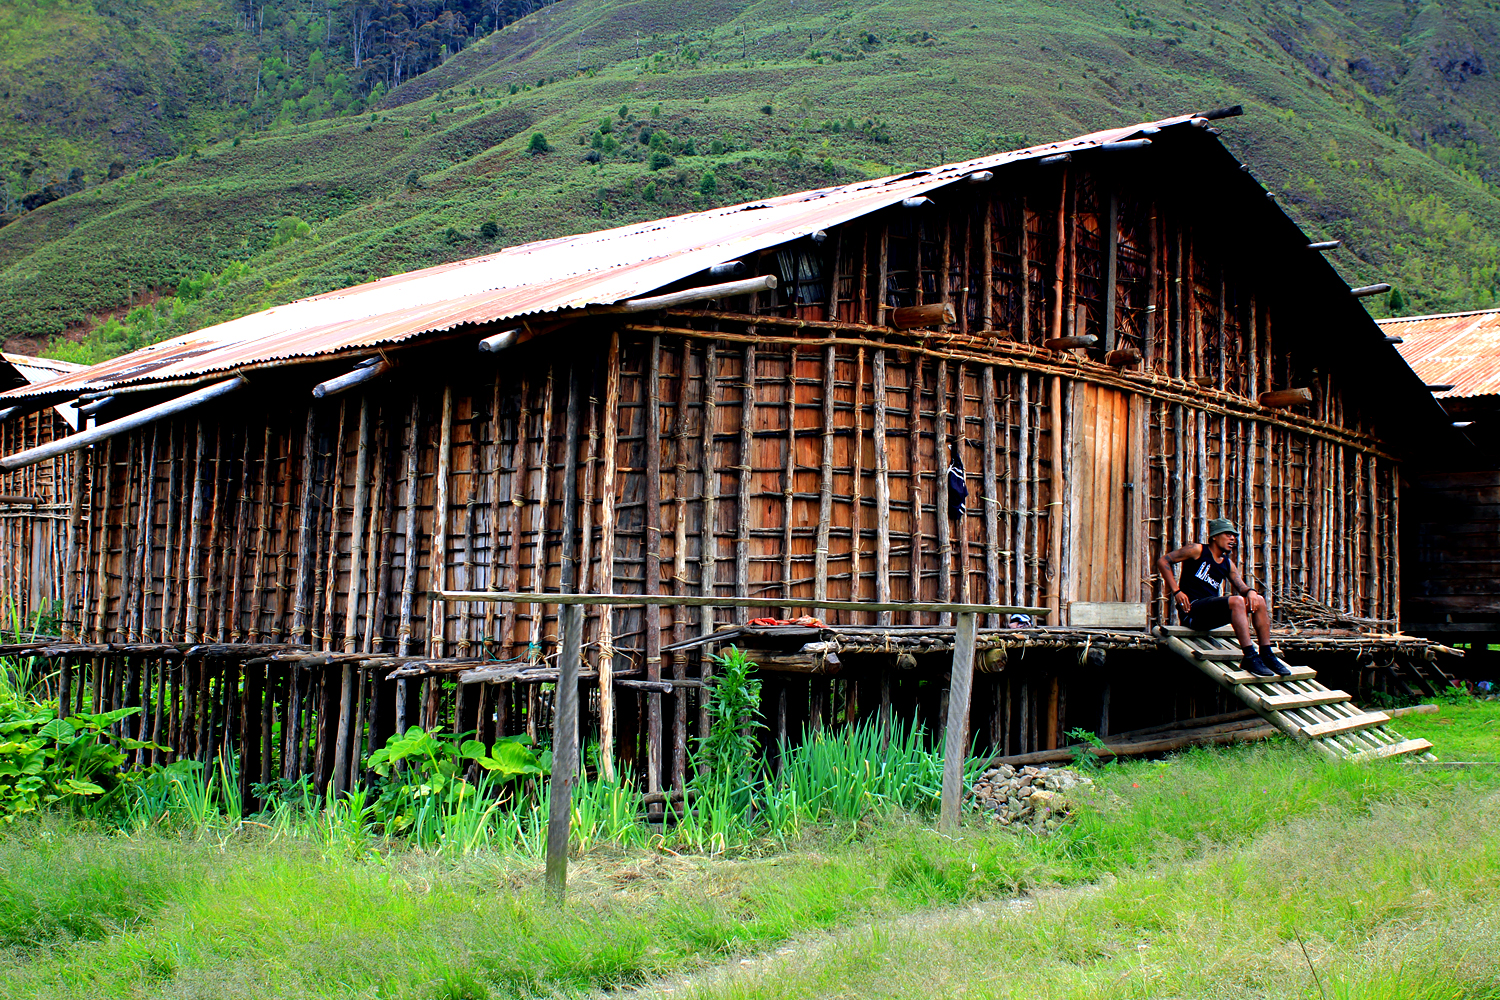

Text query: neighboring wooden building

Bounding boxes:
[1383,309,1500,663]
[0,353,84,626]
[0,111,1461,793]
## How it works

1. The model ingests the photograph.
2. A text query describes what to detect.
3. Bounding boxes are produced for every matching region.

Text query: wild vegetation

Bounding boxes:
[0,733,1495,998]
[0,0,1497,361]
[4,612,1499,996]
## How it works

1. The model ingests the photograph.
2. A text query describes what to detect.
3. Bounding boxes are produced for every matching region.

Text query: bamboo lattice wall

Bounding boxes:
[0,409,76,624]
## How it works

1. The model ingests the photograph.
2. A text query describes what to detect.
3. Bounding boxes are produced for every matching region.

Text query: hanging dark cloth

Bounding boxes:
[947,439,968,521]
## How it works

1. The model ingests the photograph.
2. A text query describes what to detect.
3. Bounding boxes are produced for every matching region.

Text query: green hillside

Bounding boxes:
[1,0,1497,363]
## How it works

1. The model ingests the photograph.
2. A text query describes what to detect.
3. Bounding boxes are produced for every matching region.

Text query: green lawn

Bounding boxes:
[1395,700,1500,763]
[2,742,1495,999]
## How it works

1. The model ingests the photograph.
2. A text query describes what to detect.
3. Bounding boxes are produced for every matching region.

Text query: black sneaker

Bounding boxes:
[1262,651,1292,677]
[1241,653,1275,678]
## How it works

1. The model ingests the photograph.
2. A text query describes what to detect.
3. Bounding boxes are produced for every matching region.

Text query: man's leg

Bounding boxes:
[1250,592,1272,646]
[1227,594,1252,648]
[1253,592,1290,674]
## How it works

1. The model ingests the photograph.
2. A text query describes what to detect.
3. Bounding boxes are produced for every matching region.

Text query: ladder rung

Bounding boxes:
[1161,625,1237,637]
[1192,648,1249,661]
[1343,737,1433,762]
[1298,711,1390,739]
[1221,665,1317,685]
[1192,646,1288,662]
[1260,690,1350,710]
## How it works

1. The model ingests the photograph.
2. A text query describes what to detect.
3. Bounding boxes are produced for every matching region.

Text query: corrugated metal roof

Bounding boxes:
[0,353,87,428]
[1,353,87,384]
[0,114,1200,402]
[1380,308,1500,400]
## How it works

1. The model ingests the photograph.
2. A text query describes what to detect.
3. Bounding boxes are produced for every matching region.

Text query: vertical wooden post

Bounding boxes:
[934,359,952,624]
[332,664,354,794]
[344,397,372,652]
[697,344,719,740]
[734,343,755,618]
[1048,376,1064,618]
[873,349,891,625]
[1014,373,1029,607]
[939,611,977,830]
[1103,189,1118,353]
[293,408,320,644]
[980,367,1000,627]
[645,340,664,794]
[814,345,835,616]
[1052,170,1067,342]
[545,602,583,903]
[429,386,454,658]
[598,335,621,779]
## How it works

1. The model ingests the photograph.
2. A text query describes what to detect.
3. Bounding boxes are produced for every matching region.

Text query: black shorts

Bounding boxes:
[1186,595,1232,631]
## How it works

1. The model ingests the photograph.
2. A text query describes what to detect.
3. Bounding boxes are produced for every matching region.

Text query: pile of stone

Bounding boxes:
[969,764,1093,830]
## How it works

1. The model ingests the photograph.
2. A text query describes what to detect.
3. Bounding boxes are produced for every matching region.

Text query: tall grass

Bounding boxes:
[114,718,967,858]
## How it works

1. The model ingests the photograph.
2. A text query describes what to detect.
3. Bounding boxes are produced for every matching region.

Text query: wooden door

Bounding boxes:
[1068,384,1144,605]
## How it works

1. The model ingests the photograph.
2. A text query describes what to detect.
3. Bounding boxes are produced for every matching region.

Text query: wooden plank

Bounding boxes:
[1258,689,1352,711]
[1067,601,1147,629]
[1297,710,1390,740]
[1161,624,1236,637]
[1343,737,1433,762]
[1220,665,1318,685]
[1107,388,1127,601]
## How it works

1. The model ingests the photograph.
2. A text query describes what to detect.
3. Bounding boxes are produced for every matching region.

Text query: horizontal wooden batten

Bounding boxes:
[640,316,1401,459]
[434,591,1052,617]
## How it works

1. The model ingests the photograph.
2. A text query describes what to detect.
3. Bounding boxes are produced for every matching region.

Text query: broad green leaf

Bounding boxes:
[61,779,105,796]
[459,739,487,760]
[36,718,75,741]
[69,707,143,729]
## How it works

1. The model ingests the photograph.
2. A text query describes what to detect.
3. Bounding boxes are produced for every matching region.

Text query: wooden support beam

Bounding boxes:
[1044,335,1097,351]
[1259,388,1313,409]
[891,302,956,330]
[0,377,246,472]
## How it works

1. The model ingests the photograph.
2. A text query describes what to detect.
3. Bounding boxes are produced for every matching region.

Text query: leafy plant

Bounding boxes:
[0,703,160,822]
[1064,727,1111,772]
[691,646,763,800]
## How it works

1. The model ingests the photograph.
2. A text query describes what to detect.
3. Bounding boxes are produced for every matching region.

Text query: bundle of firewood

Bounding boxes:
[1278,590,1395,634]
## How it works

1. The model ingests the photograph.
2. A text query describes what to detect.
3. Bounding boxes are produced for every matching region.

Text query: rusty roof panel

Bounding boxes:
[1381,309,1500,400]
[0,115,1199,403]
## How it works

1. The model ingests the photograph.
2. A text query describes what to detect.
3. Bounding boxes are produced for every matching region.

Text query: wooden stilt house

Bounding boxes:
[1382,308,1500,679]
[0,110,1463,795]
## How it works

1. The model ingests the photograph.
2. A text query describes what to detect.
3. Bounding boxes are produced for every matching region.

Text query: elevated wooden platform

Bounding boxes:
[1155,626,1436,762]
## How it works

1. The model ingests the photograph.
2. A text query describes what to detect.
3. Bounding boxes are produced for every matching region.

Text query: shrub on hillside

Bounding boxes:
[528,133,550,155]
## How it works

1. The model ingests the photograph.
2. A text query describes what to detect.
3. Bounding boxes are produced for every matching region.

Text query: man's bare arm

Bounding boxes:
[1155,542,1203,605]
[1227,562,1255,598]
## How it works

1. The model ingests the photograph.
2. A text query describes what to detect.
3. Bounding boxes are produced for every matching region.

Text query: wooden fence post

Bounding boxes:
[545,602,583,903]
[939,610,978,829]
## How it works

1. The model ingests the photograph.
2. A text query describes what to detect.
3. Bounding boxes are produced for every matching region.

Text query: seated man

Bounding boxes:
[1156,517,1290,677]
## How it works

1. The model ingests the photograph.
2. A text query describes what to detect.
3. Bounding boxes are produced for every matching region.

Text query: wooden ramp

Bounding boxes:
[1155,626,1436,762]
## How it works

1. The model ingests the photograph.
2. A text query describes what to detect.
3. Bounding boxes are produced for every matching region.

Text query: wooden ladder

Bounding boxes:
[1155,626,1435,762]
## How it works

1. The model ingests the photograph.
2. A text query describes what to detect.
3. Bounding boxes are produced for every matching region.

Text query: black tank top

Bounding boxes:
[1180,545,1231,602]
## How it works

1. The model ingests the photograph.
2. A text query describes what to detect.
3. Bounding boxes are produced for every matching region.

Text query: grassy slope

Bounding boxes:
[0,0,1498,357]
[0,0,254,178]
[1,744,1495,998]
